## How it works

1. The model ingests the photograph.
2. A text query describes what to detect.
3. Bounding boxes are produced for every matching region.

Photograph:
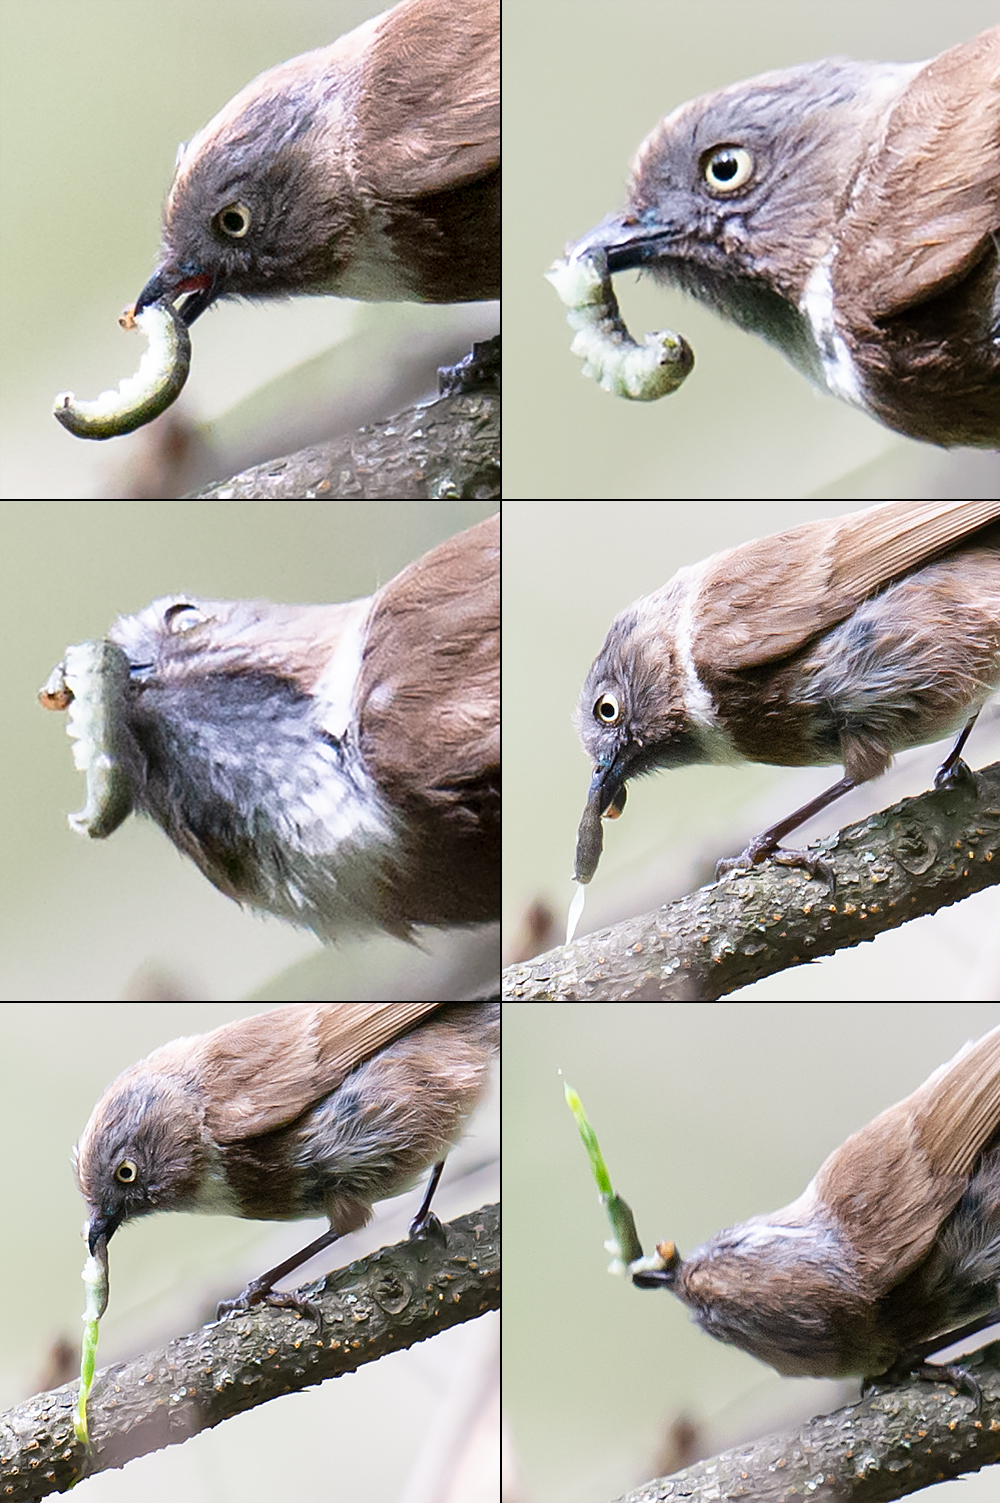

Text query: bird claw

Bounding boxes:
[933,755,976,791]
[408,1208,446,1244]
[716,844,835,890]
[438,335,500,395]
[864,1359,982,1415]
[217,1284,322,1327]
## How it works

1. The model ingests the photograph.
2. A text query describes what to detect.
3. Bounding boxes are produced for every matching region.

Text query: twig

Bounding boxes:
[0,1203,499,1500]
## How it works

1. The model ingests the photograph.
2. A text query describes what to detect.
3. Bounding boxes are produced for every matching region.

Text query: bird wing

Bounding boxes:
[356,0,499,198]
[692,500,1000,672]
[812,1024,1000,1299]
[356,514,500,814]
[196,1003,441,1142]
[833,26,1000,318]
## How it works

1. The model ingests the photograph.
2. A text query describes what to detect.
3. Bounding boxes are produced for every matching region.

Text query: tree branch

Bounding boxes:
[609,1340,1000,1503]
[0,1203,499,1501]
[503,759,1000,1000]
[189,389,499,498]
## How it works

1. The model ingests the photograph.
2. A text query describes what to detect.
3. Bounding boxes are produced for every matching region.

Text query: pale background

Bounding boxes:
[503,1002,1000,1502]
[0,1002,499,1502]
[0,499,497,1002]
[0,0,498,499]
[504,0,1000,498]
[503,500,1000,1001]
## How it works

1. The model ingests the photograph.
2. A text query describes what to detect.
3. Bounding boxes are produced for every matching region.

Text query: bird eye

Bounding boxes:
[215,202,252,239]
[594,693,622,725]
[702,146,754,194]
[164,603,205,633]
[115,1159,138,1184]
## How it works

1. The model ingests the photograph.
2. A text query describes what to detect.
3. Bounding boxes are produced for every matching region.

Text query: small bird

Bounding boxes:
[134,0,499,329]
[41,514,499,939]
[630,1023,1000,1384]
[564,27,999,446]
[74,1001,499,1317]
[574,501,1000,884]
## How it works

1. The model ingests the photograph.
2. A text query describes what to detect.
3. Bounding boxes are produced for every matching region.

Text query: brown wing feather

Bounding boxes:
[357,514,499,809]
[813,1024,1000,1299]
[694,501,1000,672]
[833,27,1000,317]
[357,0,499,199]
[195,1003,440,1142]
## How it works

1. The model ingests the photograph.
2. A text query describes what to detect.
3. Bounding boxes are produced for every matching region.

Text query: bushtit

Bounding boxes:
[135,0,499,324]
[40,514,499,940]
[561,26,999,446]
[75,1001,499,1316]
[574,501,1000,884]
[630,1023,1000,1384]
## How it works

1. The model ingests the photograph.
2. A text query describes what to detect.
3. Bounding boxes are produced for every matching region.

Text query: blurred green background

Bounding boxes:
[503,1002,1000,1502]
[0,499,496,1002]
[0,0,498,499]
[0,1003,499,1501]
[504,0,1000,498]
[502,501,1000,999]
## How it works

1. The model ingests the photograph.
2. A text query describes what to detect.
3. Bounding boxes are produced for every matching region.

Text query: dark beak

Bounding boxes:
[87,1208,124,1254]
[133,264,217,326]
[568,211,680,276]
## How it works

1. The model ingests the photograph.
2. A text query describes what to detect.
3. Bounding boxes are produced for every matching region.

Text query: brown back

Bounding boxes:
[833,27,1000,318]
[692,501,1000,672]
[192,1003,440,1142]
[814,1024,1000,1299]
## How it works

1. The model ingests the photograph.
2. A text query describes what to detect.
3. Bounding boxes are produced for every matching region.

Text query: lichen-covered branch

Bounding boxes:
[0,1203,499,1501]
[503,760,1000,1001]
[190,389,499,498]
[609,1340,1000,1503]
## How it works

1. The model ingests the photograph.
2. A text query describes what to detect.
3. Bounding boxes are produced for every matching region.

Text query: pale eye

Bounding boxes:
[115,1159,138,1184]
[702,146,754,194]
[595,693,622,725]
[164,603,205,633]
[215,203,252,239]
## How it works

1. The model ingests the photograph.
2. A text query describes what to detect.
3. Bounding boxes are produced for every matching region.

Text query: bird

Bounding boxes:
[74,1001,499,1318]
[574,501,1000,884]
[629,1023,1000,1386]
[40,513,499,940]
[563,26,999,446]
[133,0,499,385]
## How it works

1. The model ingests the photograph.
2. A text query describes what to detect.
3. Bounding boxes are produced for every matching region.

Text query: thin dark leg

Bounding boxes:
[717,711,985,884]
[408,1159,446,1240]
[216,1224,345,1321]
[716,774,855,882]
[934,712,980,788]
[217,1161,451,1320]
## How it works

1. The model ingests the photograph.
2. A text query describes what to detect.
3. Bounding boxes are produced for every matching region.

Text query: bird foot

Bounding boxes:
[863,1358,982,1414]
[934,756,975,791]
[438,335,500,395]
[217,1280,322,1326]
[408,1208,446,1245]
[716,842,834,890]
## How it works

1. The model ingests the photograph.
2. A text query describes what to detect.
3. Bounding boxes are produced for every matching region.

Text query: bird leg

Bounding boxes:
[216,1161,450,1321]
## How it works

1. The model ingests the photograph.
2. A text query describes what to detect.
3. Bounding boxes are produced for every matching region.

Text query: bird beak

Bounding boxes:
[86,1208,124,1254]
[568,210,681,275]
[134,263,217,325]
[588,755,630,820]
